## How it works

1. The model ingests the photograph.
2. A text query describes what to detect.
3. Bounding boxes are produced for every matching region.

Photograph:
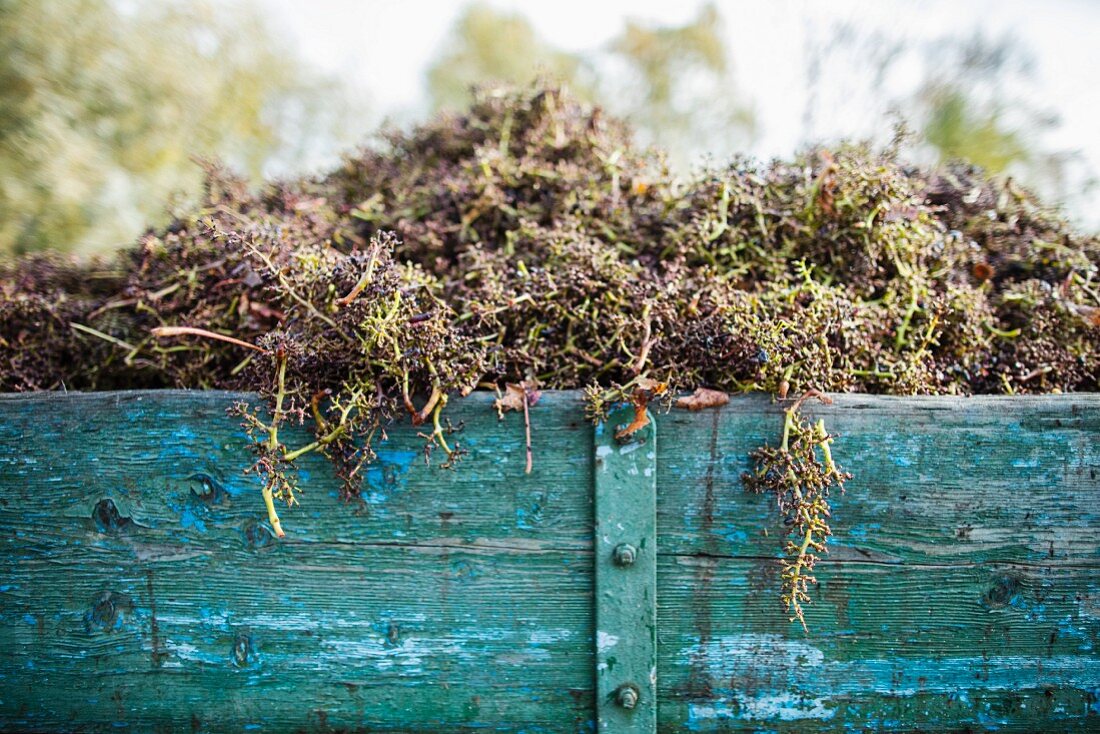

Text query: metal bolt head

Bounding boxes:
[615,683,640,709]
[613,543,637,567]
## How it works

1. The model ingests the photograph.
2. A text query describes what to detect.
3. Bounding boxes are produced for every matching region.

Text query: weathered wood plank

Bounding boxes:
[657,558,1100,731]
[1,546,594,732]
[655,392,1100,732]
[0,390,594,550]
[0,390,596,732]
[656,393,1100,564]
[1,390,1098,732]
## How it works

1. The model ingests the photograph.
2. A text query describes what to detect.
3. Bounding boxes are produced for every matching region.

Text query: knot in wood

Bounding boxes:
[92,498,131,535]
[232,632,254,667]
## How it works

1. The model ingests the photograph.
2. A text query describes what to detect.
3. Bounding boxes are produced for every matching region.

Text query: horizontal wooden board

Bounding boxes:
[1,545,594,732]
[0,390,594,551]
[657,556,1100,732]
[0,390,1098,732]
[657,393,1100,565]
[0,391,595,732]
[655,393,1100,732]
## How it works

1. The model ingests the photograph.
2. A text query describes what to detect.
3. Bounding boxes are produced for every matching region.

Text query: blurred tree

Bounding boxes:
[920,87,1029,172]
[426,3,754,166]
[427,4,593,111]
[801,24,1085,211]
[915,34,1039,174]
[605,4,755,163]
[0,0,348,254]
[906,33,1093,207]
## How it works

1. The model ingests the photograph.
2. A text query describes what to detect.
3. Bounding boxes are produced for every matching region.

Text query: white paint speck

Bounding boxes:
[596,631,620,653]
[528,628,573,644]
[688,694,835,722]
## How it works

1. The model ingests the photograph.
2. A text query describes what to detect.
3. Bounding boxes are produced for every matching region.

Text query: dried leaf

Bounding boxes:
[634,377,666,394]
[613,378,666,439]
[675,387,730,411]
[495,383,527,414]
[614,405,650,440]
[494,380,540,417]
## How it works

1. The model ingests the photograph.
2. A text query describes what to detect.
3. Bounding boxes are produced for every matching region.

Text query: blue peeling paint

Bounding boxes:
[720,526,748,544]
[176,505,207,533]
[363,448,417,506]
[172,425,197,442]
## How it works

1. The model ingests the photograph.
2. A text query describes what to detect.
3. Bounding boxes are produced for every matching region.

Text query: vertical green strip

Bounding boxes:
[594,406,657,733]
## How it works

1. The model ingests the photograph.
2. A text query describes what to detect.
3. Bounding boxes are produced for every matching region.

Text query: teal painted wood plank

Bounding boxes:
[0,390,594,551]
[657,558,1100,731]
[1,390,1098,732]
[1,546,594,732]
[0,390,596,733]
[654,392,1100,732]
[656,394,1100,564]
[594,406,657,732]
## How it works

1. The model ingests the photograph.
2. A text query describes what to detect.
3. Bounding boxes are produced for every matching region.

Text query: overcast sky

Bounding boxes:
[263,0,1100,220]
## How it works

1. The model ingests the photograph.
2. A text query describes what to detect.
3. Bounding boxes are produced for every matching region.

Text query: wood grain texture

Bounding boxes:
[0,390,596,733]
[0,390,1097,732]
[656,393,1100,732]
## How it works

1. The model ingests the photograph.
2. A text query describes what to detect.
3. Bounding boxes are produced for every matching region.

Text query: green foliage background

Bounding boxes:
[0,1,1086,255]
[0,0,349,255]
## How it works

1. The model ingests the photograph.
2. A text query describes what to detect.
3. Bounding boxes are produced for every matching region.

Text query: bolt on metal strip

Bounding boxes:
[593,406,657,733]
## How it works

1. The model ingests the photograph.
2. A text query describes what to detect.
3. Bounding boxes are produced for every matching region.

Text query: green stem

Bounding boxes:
[432,395,452,455]
[851,368,895,378]
[268,353,287,451]
[703,181,730,243]
[284,423,348,462]
[261,481,285,538]
[337,241,382,306]
[261,352,291,537]
[987,324,1021,339]
[70,322,138,352]
[895,288,920,350]
[780,408,796,453]
[815,418,838,478]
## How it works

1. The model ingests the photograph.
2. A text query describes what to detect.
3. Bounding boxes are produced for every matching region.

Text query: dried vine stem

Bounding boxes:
[151,326,268,354]
[494,381,540,473]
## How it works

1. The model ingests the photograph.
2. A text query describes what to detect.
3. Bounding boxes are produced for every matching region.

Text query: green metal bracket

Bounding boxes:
[593,406,657,733]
